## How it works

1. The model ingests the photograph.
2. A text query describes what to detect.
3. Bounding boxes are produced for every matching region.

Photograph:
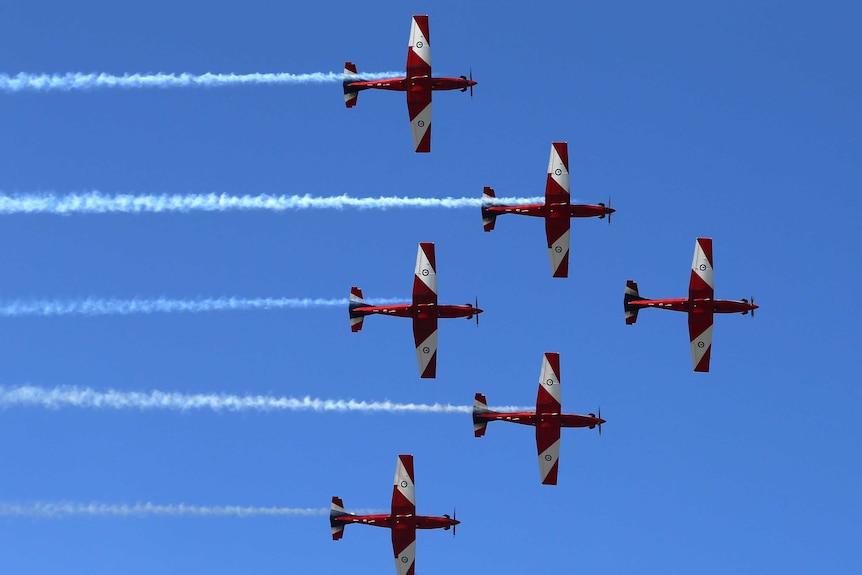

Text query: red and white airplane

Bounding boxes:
[472,352,605,485]
[349,242,482,378]
[330,454,459,575]
[624,237,759,372]
[482,141,615,278]
[343,14,476,153]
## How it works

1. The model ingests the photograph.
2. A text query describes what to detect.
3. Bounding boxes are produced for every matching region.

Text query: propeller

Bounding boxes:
[475,296,480,326]
[444,508,457,537]
[742,296,756,318]
[469,68,474,99]
[599,196,612,225]
[588,408,603,436]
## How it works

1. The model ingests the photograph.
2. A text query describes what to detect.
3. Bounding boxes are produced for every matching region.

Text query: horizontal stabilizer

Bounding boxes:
[349,286,367,332]
[624,280,643,325]
[330,496,353,540]
[481,187,497,232]
[343,61,361,108]
[472,392,495,437]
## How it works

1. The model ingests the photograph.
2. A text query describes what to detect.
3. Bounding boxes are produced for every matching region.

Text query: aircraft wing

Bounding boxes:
[545,215,571,278]
[689,237,715,300]
[390,455,417,575]
[406,15,431,78]
[413,242,437,306]
[536,352,562,414]
[545,143,571,277]
[535,352,562,484]
[536,421,561,485]
[688,308,714,372]
[413,317,438,378]
[391,454,416,517]
[545,142,570,205]
[406,15,432,152]
[407,92,432,153]
[391,527,417,575]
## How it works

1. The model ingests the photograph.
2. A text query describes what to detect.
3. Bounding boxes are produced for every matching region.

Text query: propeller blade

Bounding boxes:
[452,507,457,537]
[751,296,755,318]
[598,407,603,436]
[475,296,480,326]
[470,68,474,99]
[607,196,612,225]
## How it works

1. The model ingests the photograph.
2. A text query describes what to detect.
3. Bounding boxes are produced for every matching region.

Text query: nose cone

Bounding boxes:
[598,417,607,425]
[469,79,478,87]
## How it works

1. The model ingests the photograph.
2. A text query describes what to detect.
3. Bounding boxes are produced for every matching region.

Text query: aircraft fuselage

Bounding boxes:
[474,411,605,429]
[346,75,476,93]
[332,512,458,531]
[628,298,757,314]
[352,303,481,320]
[483,202,614,219]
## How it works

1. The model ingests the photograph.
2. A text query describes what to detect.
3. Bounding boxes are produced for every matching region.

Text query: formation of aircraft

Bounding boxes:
[349,242,482,378]
[481,141,615,277]
[624,237,758,372]
[330,454,459,575]
[343,14,476,152]
[334,17,762,573]
[472,352,605,485]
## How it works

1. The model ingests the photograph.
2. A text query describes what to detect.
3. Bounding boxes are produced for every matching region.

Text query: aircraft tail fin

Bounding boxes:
[624,280,643,325]
[343,62,361,108]
[330,496,352,540]
[349,286,368,332]
[472,392,495,437]
[481,186,498,232]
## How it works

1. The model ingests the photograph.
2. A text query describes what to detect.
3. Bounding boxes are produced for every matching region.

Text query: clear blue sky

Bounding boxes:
[1,1,860,573]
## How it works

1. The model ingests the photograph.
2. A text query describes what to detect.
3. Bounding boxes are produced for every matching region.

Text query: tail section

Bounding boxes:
[343,62,361,108]
[330,496,352,540]
[624,280,643,325]
[481,186,498,232]
[472,393,494,437]
[349,286,368,332]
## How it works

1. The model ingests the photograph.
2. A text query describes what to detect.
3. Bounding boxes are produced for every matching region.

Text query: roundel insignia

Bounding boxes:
[544,454,552,461]
[699,264,707,271]
[697,341,705,348]
[546,378,554,386]
[554,168,562,176]
[422,346,430,354]
[415,41,424,48]
[421,268,429,275]
[417,120,425,127]
[554,246,562,253]
[401,556,409,563]
[400,480,408,488]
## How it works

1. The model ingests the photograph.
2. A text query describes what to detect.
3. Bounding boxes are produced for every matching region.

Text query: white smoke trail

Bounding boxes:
[0,502,383,518]
[0,385,529,414]
[0,192,545,215]
[0,296,404,317]
[0,71,403,93]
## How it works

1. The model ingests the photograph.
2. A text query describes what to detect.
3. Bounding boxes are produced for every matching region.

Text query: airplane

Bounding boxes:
[349,242,482,378]
[330,454,459,575]
[472,352,605,485]
[343,14,476,152]
[481,141,615,278]
[624,237,759,372]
